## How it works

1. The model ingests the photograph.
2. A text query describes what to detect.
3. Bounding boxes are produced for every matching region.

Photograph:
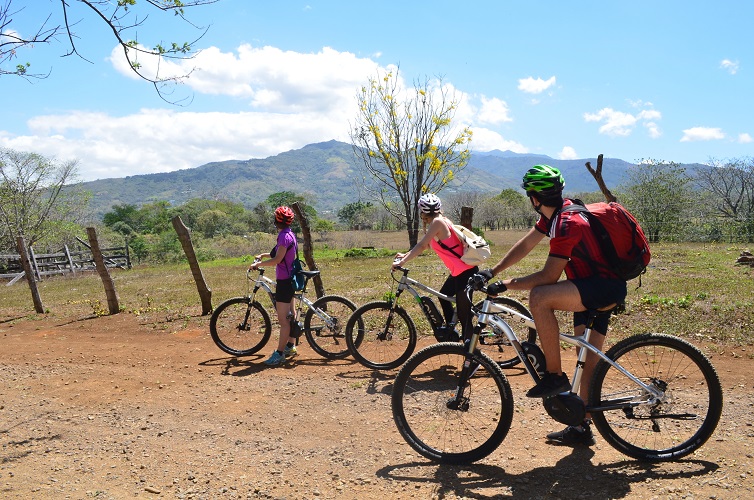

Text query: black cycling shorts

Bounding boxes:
[275,278,295,303]
[572,276,627,335]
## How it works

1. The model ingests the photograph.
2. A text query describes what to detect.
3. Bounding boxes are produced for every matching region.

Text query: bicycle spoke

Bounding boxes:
[590,334,722,461]
[393,344,513,464]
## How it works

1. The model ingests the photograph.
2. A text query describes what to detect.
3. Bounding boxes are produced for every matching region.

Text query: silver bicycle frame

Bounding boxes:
[394,270,456,305]
[249,269,339,329]
[474,296,665,401]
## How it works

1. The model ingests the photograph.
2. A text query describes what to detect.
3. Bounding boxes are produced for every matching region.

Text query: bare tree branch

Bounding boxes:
[584,154,617,203]
[0,0,218,104]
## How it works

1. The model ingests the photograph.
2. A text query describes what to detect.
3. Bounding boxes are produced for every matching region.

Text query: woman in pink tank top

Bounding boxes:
[392,194,478,340]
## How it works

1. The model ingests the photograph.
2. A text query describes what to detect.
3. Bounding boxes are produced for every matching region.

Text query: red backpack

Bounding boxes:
[562,199,651,281]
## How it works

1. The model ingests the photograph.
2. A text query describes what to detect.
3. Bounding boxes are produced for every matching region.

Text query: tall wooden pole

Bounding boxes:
[291,202,324,298]
[87,227,121,315]
[16,236,45,314]
[172,216,213,315]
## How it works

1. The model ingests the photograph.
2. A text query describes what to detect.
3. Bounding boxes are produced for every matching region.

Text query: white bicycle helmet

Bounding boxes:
[418,193,442,214]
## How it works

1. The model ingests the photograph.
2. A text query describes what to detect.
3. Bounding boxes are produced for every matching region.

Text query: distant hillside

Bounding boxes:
[82,140,638,219]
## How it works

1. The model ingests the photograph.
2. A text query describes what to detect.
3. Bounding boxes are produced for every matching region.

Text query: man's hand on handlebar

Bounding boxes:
[468,268,508,295]
[487,281,508,296]
[468,268,494,290]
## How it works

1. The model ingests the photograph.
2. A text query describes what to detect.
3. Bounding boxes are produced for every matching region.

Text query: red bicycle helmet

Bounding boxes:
[274,206,295,225]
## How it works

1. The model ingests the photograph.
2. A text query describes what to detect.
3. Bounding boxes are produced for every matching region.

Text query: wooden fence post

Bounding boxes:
[29,246,41,281]
[172,216,213,315]
[460,206,474,230]
[16,236,45,313]
[291,202,324,298]
[63,244,76,277]
[87,227,121,315]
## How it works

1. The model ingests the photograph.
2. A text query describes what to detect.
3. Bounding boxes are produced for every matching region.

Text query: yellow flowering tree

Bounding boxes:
[350,68,472,246]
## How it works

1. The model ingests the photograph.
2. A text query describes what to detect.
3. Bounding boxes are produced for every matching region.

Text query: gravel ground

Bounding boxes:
[1,312,752,499]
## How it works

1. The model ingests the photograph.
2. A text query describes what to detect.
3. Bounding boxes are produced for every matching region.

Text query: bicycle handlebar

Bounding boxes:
[247,258,266,279]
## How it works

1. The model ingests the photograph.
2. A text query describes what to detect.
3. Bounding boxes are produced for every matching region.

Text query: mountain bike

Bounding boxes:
[209,265,361,359]
[391,281,723,465]
[344,265,537,370]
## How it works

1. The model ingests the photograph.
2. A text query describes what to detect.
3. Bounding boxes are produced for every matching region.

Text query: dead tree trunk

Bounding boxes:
[16,236,45,314]
[86,227,121,315]
[291,202,324,298]
[172,216,213,315]
[584,154,618,203]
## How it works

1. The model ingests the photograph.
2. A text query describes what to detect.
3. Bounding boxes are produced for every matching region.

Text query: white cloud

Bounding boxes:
[584,107,662,137]
[8,109,352,180]
[469,127,527,154]
[476,96,512,125]
[518,76,556,94]
[2,45,391,181]
[680,127,725,142]
[557,147,578,160]
[738,133,752,144]
[112,44,381,113]
[720,59,739,75]
[0,43,532,182]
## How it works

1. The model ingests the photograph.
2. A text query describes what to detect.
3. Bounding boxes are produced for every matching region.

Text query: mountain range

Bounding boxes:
[82,140,644,218]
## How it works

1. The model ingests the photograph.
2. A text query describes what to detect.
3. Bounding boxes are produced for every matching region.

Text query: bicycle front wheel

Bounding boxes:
[392,342,514,465]
[304,294,359,360]
[476,296,537,369]
[345,301,417,370]
[209,297,272,356]
[589,333,723,461]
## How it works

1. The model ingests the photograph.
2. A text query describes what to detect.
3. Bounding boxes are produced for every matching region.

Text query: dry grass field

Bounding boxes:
[3,229,754,349]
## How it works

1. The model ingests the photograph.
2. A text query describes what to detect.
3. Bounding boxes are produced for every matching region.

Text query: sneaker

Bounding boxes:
[526,372,571,398]
[263,350,286,366]
[546,421,595,446]
[283,344,298,358]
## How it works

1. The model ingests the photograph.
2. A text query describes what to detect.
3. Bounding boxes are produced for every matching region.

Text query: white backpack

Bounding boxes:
[437,223,491,266]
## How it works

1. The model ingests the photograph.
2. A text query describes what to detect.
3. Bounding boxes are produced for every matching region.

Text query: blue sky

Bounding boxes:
[1,0,752,182]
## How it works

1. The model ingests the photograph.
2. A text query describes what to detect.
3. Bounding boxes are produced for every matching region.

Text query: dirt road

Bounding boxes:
[1,312,752,499]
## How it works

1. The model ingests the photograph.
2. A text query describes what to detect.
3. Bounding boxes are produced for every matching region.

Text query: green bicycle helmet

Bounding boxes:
[521,164,565,194]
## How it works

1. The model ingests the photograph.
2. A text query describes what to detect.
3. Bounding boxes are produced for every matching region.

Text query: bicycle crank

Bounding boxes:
[544,393,586,426]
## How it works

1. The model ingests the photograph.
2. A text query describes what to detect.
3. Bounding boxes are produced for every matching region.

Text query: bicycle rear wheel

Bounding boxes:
[392,342,514,464]
[476,296,537,368]
[345,301,416,370]
[589,333,723,461]
[304,294,359,360]
[209,297,272,356]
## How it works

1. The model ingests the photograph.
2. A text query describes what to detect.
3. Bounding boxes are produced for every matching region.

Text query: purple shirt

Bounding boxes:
[275,228,297,280]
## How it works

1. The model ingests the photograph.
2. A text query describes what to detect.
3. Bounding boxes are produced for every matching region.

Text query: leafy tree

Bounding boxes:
[138,200,173,234]
[129,234,149,263]
[350,68,472,246]
[103,203,143,232]
[312,218,335,240]
[620,159,693,242]
[0,0,218,102]
[338,201,374,229]
[0,148,89,251]
[195,209,230,238]
[172,198,246,229]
